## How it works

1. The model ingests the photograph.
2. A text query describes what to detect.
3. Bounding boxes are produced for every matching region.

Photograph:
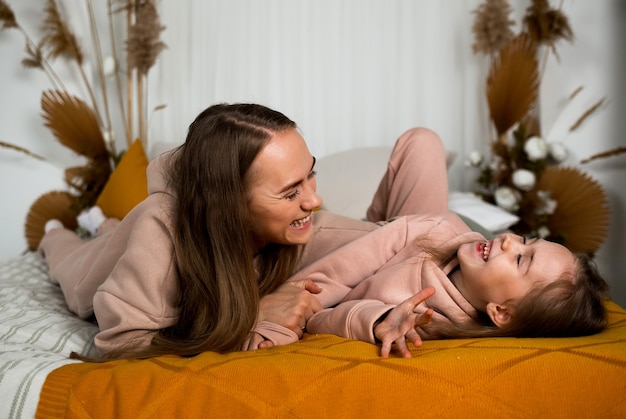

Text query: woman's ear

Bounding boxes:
[486,302,513,328]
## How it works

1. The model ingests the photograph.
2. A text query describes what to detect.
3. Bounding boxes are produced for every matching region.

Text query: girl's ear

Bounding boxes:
[486,303,513,328]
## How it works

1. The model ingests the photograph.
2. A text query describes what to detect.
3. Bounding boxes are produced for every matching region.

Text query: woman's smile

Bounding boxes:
[290,213,312,228]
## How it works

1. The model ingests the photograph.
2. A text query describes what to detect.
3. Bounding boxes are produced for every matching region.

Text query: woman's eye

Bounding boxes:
[523,236,527,245]
[285,190,300,201]
[517,254,522,265]
[308,170,317,179]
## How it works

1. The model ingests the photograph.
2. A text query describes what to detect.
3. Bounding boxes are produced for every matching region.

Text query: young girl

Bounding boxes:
[38,103,449,359]
[252,211,609,357]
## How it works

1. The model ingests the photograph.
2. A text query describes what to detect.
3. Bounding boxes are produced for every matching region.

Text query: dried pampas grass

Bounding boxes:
[523,0,573,57]
[41,0,84,64]
[0,141,45,160]
[537,167,609,255]
[471,0,515,55]
[125,0,167,76]
[0,0,17,29]
[581,147,626,165]
[25,191,79,251]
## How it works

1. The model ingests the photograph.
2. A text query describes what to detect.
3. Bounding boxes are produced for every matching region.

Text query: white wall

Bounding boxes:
[1,0,624,306]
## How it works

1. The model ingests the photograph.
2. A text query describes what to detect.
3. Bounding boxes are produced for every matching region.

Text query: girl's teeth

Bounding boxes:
[483,242,489,261]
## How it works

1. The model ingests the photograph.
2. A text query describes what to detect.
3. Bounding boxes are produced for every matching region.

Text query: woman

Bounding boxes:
[39,103,446,359]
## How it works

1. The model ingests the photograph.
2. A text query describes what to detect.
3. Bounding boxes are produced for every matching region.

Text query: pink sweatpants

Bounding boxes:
[366,127,449,222]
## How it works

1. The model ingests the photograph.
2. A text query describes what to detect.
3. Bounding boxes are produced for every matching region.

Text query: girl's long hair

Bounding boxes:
[108,103,303,358]
[427,249,609,340]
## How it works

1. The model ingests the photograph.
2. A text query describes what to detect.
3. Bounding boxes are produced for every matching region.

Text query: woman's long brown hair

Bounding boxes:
[105,103,303,359]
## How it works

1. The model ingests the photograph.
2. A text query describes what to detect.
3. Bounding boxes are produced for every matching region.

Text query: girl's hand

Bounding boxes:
[374,287,436,358]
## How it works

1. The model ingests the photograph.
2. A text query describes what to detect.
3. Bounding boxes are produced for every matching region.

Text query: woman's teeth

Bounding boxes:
[291,214,311,227]
[482,241,490,261]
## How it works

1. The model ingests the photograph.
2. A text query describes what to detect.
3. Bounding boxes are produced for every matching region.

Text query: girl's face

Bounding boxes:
[247,128,322,248]
[454,233,577,320]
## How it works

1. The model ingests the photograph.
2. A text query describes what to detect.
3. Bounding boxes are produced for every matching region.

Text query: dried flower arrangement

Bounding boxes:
[467,0,622,255]
[0,0,165,249]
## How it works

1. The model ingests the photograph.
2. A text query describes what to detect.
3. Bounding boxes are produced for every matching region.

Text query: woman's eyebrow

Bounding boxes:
[278,156,316,194]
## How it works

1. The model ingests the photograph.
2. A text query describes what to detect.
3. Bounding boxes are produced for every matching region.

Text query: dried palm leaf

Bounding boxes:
[24,190,79,251]
[40,0,84,64]
[486,33,539,137]
[0,0,18,29]
[64,158,112,211]
[41,89,109,159]
[537,166,609,255]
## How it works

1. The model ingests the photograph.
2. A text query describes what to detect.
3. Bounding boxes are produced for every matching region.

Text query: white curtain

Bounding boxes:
[150,0,488,191]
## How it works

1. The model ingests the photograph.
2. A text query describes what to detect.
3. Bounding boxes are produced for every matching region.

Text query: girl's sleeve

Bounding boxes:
[288,216,427,307]
[92,214,179,357]
[299,212,478,344]
[306,300,395,343]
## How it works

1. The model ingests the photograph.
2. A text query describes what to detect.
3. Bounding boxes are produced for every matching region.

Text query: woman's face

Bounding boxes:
[247,128,322,248]
[454,233,577,311]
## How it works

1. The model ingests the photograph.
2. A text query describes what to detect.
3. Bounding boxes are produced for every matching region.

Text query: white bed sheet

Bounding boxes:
[0,252,99,419]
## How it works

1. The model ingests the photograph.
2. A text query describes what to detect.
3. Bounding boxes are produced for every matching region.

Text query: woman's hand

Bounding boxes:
[243,332,275,351]
[258,279,323,338]
[374,287,435,358]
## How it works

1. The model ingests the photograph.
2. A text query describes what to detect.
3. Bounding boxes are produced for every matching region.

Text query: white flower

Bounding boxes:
[102,130,116,145]
[548,142,568,162]
[535,190,558,215]
[494,186,520,212]
[524,136,549,161]
[466,151,484,167]
[512,169,536,191]
[536,225,551,238]
[103,56,117,77]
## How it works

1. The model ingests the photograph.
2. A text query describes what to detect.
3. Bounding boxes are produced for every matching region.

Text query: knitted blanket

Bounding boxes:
[38,301,626,418]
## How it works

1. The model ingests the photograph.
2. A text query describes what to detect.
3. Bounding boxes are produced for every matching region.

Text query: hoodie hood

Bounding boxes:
[146,150,176,195]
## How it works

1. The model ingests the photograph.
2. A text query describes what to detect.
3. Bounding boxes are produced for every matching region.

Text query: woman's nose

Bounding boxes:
[301,183,323,210]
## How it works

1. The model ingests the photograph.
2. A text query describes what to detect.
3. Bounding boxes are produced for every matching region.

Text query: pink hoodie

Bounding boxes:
[253,212,484,346]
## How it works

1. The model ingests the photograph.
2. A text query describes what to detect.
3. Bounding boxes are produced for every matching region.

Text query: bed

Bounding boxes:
[2,146,626,418]
[1,251,625,418]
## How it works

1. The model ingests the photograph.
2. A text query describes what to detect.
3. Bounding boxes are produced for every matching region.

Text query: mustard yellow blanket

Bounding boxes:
[38,301,626,418]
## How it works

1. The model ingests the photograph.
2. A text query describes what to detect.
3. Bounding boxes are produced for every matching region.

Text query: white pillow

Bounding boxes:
[316,147,459,221]
[315,147,390,220]
[448,191,519,233]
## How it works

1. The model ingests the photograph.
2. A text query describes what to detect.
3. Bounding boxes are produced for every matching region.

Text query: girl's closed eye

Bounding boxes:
[517,237,527,265]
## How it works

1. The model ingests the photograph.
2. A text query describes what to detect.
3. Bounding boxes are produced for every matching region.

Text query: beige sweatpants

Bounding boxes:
[366,126,448,221]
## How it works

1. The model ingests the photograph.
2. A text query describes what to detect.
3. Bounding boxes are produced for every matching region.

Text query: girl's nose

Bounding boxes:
[501,233,514,251]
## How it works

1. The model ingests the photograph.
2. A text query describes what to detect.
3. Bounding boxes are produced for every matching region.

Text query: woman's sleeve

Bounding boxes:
[92,214,179,357]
